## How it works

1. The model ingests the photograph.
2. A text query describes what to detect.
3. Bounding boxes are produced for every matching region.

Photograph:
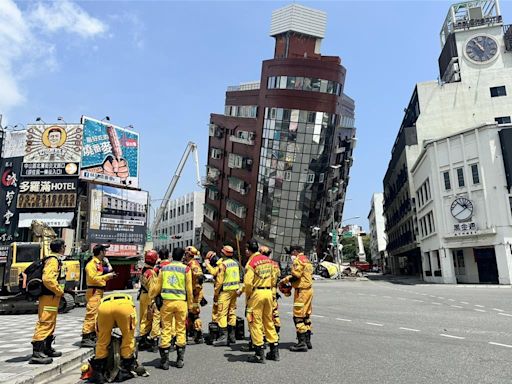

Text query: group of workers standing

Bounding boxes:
[29,237,314,383]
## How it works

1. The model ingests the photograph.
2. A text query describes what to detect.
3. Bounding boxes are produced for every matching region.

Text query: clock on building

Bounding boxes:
[450,197,474,222]
[465,35,499,64]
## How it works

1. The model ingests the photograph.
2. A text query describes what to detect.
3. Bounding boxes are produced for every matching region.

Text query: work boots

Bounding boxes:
[194,330,204,344]
[240,340,254,352]
[44,336,62,357]
[170,336,177,351]
[227,325,236,344]
[137,334,150,351]
[247,345,266,364]
[266,342,280,361]
[80,333,96,348]
[176,346,185,368]
[89,358,107,384]
[275,326,281,335]
[305,330,313,350]
[213,327,228,346]
[117,357,136,381]
[158,347,170,370]
[147,337,158,353]
[289,332,308,352]
[29,341,53,364]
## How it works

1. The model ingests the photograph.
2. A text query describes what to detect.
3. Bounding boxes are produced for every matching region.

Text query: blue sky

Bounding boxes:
[3,0,512,231]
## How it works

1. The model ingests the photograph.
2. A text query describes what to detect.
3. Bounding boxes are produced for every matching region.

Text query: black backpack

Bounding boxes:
[23,256,59,299]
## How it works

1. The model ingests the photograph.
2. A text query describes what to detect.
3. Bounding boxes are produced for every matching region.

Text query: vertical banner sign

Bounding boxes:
[0,157,22,244]
[23,124,82,177]
[3,131,27,158]
[87,184,148,247]
[80,116,139,188]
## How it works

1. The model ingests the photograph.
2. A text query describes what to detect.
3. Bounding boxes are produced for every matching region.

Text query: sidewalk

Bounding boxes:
[367,273,512,288]
[0,312,91,384]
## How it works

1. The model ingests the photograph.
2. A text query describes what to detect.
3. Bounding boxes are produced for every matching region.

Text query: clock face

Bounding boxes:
[450,197,474,222]
[465,35,498,63]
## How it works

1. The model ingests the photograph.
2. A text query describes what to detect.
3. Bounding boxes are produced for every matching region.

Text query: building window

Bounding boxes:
[443,171,451,191]
[226,198,247,219]
[210,148,223,159]
[284,171,292,181]
[456,167,465,187]
[495,116,512,125]
[434,250,441,270]
[490,86,507,97]
[228,153,244,169]
[470,164,480,185]
[307,173,315,183]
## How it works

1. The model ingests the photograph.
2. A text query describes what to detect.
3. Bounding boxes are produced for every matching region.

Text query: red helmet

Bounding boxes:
[221,245,234,257]
[145,250,159,266]
[278,281,292,297]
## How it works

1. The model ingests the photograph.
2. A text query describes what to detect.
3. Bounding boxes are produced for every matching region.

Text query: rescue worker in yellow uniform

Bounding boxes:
[243,239,279,363]
[280,245,314,352]
[89,293,138,383]
[30,239,67,365]
[137,250,159,352]
[204,250,220,325]
[154,249,176,349]
[81,244,116,348]
[184,246,205,343]
[150,247,193,370]
[212,245,240,346]
[260,246,281,335]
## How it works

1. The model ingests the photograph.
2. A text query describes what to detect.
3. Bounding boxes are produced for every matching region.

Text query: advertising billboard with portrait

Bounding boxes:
[80,116,139,188]
[23,124,82,177]
[87,184,147,246]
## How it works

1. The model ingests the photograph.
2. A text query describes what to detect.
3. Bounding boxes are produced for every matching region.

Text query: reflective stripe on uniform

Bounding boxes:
[162,261,187,300]
[293,303,304,307]
[43,306,58,312]
[162,288,185,295]
[222,259,240,291]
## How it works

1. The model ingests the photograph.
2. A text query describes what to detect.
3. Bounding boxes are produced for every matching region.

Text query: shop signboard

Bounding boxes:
[87,184,147,246]
[80,116,139,188]
[0,157,22,243]
[17,178,78,210]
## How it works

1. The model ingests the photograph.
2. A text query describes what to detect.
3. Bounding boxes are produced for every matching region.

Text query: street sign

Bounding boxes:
[332,229,338,245]
[158,234,168,240]
[343,231,353,238]
[146,231,152,241]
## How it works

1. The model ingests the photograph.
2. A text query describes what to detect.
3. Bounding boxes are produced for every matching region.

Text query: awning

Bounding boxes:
[222,218,245,237]
[19,212,74,228]
[109,257,139,265]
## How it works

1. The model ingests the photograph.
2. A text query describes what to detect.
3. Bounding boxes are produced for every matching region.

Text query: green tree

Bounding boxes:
[340,235,371,262]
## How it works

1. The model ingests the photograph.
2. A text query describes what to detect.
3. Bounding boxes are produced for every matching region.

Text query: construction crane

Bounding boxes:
[151,141,203,236]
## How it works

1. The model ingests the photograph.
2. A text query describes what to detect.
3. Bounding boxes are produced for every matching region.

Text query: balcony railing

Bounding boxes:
[229,135,254,145]
[227,81,260,92]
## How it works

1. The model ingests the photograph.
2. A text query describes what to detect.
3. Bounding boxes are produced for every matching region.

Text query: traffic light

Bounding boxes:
[171,235,182,239]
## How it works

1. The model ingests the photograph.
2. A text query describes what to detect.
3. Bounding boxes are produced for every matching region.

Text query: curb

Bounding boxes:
[2,349,93,384]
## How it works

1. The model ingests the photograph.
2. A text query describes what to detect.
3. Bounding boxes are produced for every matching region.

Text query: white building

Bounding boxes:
[412,124,512,284]
[383,0,512,278]
[368,193,388,271]
[154,191,205,251]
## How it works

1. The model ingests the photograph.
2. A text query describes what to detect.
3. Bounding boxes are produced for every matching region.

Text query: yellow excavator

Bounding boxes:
[0,220,83,314]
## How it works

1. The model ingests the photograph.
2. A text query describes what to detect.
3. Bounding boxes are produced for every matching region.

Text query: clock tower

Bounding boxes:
[438,0,512,83]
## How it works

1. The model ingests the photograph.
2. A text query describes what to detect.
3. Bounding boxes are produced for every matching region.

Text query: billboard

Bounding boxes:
[0,157,22,243]
[23,124,82,177]
[17,178,78,210]
[80,116,139,188]
[3,130,27,158]
[87,184,147,246]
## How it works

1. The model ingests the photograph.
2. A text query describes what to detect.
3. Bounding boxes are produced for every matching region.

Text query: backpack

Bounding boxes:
[22,256,59,299]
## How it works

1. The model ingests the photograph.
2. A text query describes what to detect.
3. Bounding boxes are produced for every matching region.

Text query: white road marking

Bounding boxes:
[498,313,512,317]
[451,305,463,309]
[421,293,428,296]
[474,309,486,313]
[311,314,325,318]
[366,322,384,327]
[336,318,352,322]
[475,305,485,308]
[493,308,505,312]
[399,327,420,332]
[431,302,442,305]
[448,299,455,302]
[489,342,512,348]
[440,334,465,340]
[438,297,445,299]
[460,301,469,305]
[398,297,406,300]
[412,299,424,303]
[383,296,392,299]
[357,293,365,296]
[429,295,436,298]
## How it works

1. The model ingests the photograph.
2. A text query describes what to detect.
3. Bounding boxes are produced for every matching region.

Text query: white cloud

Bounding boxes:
[29,0,107,38]
[0,0,106,114]
[109,12,145,49]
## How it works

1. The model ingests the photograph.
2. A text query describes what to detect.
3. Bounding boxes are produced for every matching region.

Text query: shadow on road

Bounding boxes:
[5,355,31,363]
[366,274,425,285]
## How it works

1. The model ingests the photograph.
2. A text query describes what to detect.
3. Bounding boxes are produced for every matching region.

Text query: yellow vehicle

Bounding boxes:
[0,221,83,314]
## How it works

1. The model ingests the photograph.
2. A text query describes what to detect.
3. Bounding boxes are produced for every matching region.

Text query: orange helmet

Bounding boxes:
[259,246,272,256]
[205,251,216,260]
[278,281,292,297]
[221,245,234,257]
[145,250,159,266]
[185,246,200,256]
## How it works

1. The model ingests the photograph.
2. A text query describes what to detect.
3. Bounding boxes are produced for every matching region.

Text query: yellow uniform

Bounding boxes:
[95,293,137,359]
[205,261,221,323]
[82,256,112,336]
[244,253,278,347]
[215,258,240,330]
[139,267,159,338]
[151,261,193,349]
[187,258,204,333]
[282,253,313,334]
[33,255,64,342]
[271,261,281,332]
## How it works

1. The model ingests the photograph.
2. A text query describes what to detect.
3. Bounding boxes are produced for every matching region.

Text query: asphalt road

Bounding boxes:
[55,279,512,384]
